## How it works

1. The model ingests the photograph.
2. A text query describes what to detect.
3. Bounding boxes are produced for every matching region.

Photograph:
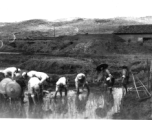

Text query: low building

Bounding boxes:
[113,24,152,44]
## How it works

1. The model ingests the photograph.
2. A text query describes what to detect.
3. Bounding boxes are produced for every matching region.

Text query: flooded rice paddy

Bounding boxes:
[0,87,124,119]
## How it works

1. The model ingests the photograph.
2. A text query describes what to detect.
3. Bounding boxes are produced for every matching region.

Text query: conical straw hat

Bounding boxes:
[0,78,12,94]
[5,81,21,98]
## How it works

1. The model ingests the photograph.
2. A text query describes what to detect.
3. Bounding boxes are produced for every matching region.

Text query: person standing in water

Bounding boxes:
[121,65,130,93]
[96,64,114,93]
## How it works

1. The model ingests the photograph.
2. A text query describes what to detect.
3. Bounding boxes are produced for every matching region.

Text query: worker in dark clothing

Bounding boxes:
[96,64,115,93]
[121,66,130,93]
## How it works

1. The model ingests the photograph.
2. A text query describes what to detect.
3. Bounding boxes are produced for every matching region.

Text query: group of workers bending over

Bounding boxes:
[0,67,91,104]
[0,64,130,105]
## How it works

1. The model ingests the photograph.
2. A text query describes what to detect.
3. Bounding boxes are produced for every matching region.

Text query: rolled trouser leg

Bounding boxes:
[84,82,90,93]
[39,84,43,97]
[54,91,58,98]
[20,95,24,105]
[75,82,79,94]
[109,80,113,93]
[20,88,25,105]
[122,77,128,93]
[54,85,59,98]
[64,86,68,96]
[109,87,112,93]
[31,94,36,105]
[59,89,62,98]
[124,84,127,93]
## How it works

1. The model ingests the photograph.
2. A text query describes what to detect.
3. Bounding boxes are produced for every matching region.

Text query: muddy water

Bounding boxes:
[0,87,124,119]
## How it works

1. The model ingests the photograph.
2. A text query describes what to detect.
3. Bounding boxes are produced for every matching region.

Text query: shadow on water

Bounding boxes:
[0,87,124,119]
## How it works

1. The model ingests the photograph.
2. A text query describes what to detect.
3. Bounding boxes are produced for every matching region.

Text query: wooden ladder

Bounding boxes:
[131,72,151,101]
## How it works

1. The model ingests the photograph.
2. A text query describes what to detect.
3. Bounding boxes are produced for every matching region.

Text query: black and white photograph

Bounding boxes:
[0,0,152,119]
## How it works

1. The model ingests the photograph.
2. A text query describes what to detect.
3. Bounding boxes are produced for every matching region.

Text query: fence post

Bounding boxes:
[147,59,150,90]
[150,60,152,91]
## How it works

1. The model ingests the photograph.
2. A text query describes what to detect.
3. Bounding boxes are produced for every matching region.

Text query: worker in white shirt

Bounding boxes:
[22,70,50,84]
[121,66,130,93]
[3,67,21,79]
[54,77,69,98]
[75,73,90,94]
[28,77,42,105]
[22,70,37,79]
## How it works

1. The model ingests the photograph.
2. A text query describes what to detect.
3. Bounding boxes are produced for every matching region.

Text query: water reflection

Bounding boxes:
[50,97,68,114]
[106,88,123,119]
[75,92,89,113]
[25,103,44,118]
[95,93,114,118]
[0,87,124,119]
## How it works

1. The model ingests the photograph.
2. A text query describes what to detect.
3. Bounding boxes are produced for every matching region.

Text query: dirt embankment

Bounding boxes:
[9,34,120,56]
[3,33,152,57]
[7,54,149,86]
[113,91,151,119]
[0,54,151,89]
[0,54,150,78]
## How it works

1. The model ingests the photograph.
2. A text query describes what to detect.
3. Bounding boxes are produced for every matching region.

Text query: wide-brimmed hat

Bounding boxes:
[0,78,13,94]
[96,64,108,71]
[5,81,21,98]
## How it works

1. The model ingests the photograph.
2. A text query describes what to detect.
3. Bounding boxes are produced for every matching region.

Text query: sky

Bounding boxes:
[1,0,152,22]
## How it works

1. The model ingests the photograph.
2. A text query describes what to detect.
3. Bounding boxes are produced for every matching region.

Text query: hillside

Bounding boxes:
[0,17,150,40]
[3,33,152,57]
[0,17,144,38]
[1,16,152,55]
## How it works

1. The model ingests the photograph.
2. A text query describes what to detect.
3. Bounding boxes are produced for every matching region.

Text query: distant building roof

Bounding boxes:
[114,24,152,34]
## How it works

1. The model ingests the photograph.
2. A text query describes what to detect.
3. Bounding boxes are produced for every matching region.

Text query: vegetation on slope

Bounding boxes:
[1,17,152,55]
[0,17,143,39]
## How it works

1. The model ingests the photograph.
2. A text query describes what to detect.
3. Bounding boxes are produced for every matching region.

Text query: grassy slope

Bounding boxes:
[1,16,152,39]
[0,17,143,38]
[1,16,152,54]
[10,33,152,56]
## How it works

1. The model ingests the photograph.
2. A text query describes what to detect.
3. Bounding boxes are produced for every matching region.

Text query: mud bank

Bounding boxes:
[113,91,152,119]
[0,54,151,84]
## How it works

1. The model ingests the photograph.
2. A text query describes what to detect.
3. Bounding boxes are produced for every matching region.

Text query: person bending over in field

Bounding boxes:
[3,67,21,79]
[22,70,38,79]
[28,77,43,105]
[54,77,69,98]
[22,70,50,84]
[75,73,90,94]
